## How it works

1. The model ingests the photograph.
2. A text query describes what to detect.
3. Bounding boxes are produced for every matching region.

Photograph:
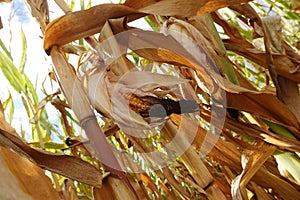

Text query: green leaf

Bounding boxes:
[2,92,14,124]
[274,151,300,184]
[80,0,85,10]
[0,39,12,59]
[145,16,159,32]
[229,19,253,42]
[69,0,75,11]
[29,142,67,150]
[203,14,240,85]
[66,109,80,126]
[23,73,39,105]
[263,119,296,139]
[19,28,27,74]
[21,95,32,118]
[0,51,26,93]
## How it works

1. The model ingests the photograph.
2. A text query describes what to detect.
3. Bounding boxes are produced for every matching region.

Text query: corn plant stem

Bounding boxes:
[49,46,116,165]
[36,123,45,149]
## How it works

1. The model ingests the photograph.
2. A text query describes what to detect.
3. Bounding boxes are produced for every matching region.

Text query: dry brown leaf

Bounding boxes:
[99,19,136,75]
[170,113,242,172]
[161,17,224,75]
[261,16,284,109]
[261,16,283,53]
[125,0,251,16]
[0,128,103,187]
[206,182,228,200]
[233,67,258,90]
[225,88,300,132]
[114,151,160,199]
[254,167,300,199]
[212,11,251,47]
[126,0,207,16]
[93,183,115,200]
[224,42,300,82]
[0,148,35,200]
[162,120,213,187]
[61,179,80,200]
[1,147,61,200]
[44,4,142,52]
[172,113,300,199]
[44,1,251,53]
[160,167,192,199]
[277,76,300,123]
[93,176,138,200]
[261,16,300,123]
[224,118,300,152]
[216,6,300,82]
[250,182,273,200]
[231,141,276,200]
[291,0,300,11]
[114,28,217,97]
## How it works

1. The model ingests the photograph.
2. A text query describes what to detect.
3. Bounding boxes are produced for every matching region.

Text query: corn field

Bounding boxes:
[0,0,300,199]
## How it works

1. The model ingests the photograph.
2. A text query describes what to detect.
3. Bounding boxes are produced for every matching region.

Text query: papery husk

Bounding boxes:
[82,66,113,119]
[80,47,198,131]
[161,17,222,75]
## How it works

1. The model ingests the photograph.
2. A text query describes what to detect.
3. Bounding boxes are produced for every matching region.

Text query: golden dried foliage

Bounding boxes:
[1,0,300,199]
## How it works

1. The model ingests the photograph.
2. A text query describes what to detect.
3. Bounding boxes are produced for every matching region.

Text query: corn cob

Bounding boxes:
[123,93,199,118]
